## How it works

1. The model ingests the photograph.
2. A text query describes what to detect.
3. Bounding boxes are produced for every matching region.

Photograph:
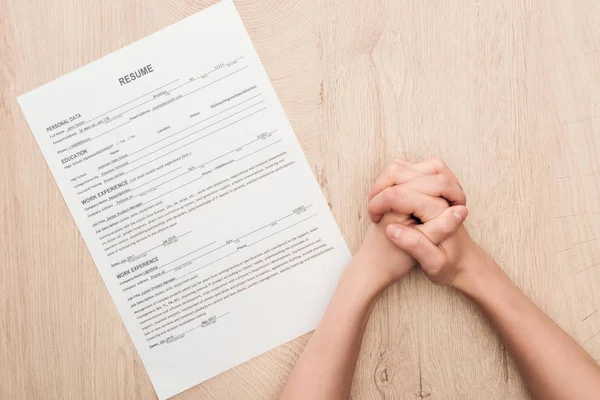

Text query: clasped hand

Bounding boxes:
[351,158,479,295]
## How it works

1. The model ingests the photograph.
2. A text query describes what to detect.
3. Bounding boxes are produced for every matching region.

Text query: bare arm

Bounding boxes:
[278,254,382,400]
[371,158,600,400]
[454,246,600,400]
[280,163,468,400]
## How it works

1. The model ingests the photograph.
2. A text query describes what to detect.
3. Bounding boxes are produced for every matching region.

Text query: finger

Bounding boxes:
[368,187,448,223]
[368,160,423,201]
[385,223,447,271]
[369,157,463,202]
[415,205,468,244]
[410,157,462,189]
[394,174,466,206]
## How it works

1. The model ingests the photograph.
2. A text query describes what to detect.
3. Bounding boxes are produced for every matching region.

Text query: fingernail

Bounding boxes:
[453,209,465,221]
[390,224,403,238]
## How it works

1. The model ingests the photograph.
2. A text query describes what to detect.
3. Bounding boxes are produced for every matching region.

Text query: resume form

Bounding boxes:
[17,1,351,398]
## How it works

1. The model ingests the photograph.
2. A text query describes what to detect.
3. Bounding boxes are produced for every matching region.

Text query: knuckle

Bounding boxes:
[427,265,440,277]
[389,161,407,179]
[388,162,402,175]
[429,258,448,276]
[436,156,446,166]
[383,187,395,203]
[389,186,404,200]
[381,188,397,207]
[429,157,447,170]
[436,173,450,186]
[429,265,443,277]
[428,156,442,164]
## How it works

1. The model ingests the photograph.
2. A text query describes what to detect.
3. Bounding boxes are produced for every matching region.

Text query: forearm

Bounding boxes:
[279,257,384,400]
[456,249,600,400]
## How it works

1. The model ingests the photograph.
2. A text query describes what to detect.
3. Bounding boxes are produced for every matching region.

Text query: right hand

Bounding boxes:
[367,158,483,288]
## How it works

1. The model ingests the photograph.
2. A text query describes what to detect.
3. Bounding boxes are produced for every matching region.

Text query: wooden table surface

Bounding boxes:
[2,0,599,399]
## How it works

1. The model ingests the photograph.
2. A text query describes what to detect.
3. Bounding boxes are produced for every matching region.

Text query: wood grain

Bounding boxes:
[1,0,599,399]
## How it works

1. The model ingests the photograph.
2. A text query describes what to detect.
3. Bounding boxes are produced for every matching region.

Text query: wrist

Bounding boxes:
[452,243,504,297]
[341,255,389,306]
[352,223,415,290]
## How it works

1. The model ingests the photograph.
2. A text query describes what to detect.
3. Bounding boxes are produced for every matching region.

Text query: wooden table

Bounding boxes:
[2,1,599,398]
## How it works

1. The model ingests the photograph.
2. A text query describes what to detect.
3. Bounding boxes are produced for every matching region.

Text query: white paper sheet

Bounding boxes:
[17,1,351,398]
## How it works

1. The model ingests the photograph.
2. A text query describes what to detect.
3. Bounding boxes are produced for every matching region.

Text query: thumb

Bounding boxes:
[385,224,447,271]
[416,205,468,244]
[385,206,467,272]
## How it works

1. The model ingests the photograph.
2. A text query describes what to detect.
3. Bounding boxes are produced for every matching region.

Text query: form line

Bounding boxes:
[146,241,218,275]
[84,79,180,124]
[176,250,239,280]
[166,56,245,92]
[121,107,268,177]
[236,139,283,162]
[138,169,193,196]
[161,243,232,276]
[246,214,317,247]
[128,93,263,156]
[180,66,249,100]
[127,100,265,166]
[114,96,160,119]
[200,137,261,166]
[140,135,267,197]
[129,231,192,262]
[128,168,182,192]
[156,206,312,276]
[174,212,317,280]
[234,210,297,241]
[179,311,231,336]
[71,121,131,148]
[135,65,249,116]
[142,175,206,205]
[72,65,248,148]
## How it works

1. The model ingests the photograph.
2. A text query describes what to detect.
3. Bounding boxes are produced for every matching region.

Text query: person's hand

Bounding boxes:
[348,159,468,296]
[367,158,481,287]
